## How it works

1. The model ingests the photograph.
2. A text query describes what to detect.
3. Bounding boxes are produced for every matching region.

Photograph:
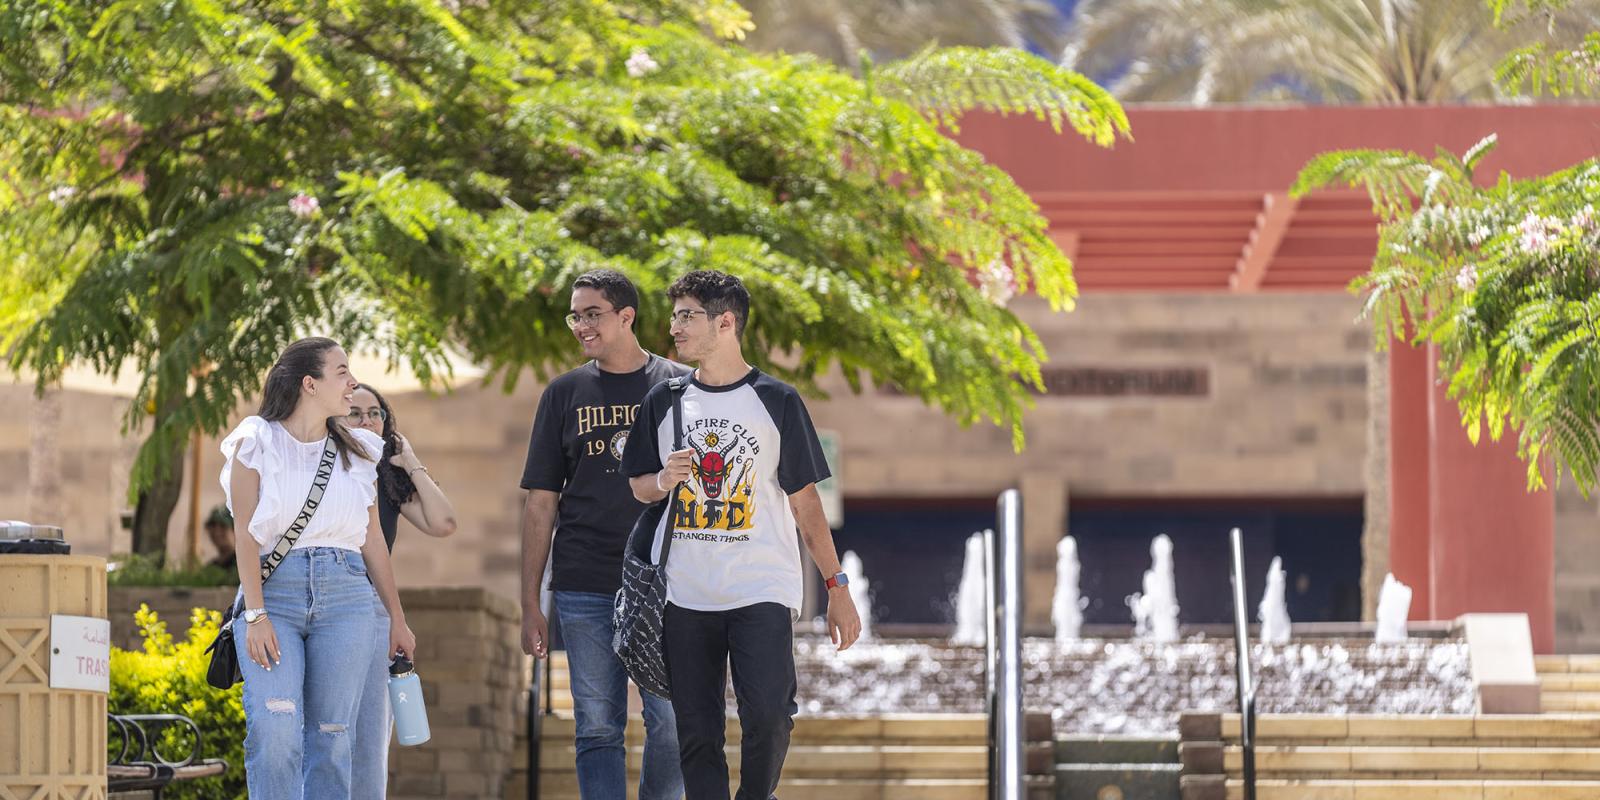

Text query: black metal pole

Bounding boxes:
[984,526,998,797]
[544,652,554,716]
[995,489,1024,800]
[1228,527,1256,800]
[527,656,542,800]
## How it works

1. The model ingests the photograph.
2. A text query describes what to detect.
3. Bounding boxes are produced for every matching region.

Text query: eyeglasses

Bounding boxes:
[670,309,710,325]
[565,309,619,330]
[345,409,386,425]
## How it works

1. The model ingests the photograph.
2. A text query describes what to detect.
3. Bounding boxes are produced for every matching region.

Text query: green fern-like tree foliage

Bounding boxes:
[1296,134,1600,491]
[0,0,1128,557]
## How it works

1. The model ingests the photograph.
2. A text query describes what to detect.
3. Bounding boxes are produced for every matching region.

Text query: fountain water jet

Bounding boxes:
[1128,534,1179,643]
[951,532,988,645]
[1052,536,1083,643]
[1258,556,1291,644]
[1375,573,1413,643]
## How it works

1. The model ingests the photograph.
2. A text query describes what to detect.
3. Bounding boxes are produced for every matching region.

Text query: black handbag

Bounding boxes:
[612,376,687,700]
[204,435,337,690]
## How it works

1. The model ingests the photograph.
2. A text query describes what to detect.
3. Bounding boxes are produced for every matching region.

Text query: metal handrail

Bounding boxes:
[983,526,997,791]
[544,650,554,715]
[528,581,555,800]
[527,657,543,800]
[991,489,1025,800]
[1228,527,1257,800]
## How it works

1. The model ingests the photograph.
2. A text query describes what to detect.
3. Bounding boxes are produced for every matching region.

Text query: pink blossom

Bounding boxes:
[288,193,320,219]
[625,49,659,78]
[978,259,1016,307]
[1455,264,1478,292]
[565,145,585,159]
[1516,212,1562,256]
[1571,205,1596,233]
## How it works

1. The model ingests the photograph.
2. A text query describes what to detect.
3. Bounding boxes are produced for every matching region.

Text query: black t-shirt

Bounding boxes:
[521,353,691,594]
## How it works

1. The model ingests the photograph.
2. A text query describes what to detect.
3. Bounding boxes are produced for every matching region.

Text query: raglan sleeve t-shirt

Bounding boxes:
[622,368,830,614]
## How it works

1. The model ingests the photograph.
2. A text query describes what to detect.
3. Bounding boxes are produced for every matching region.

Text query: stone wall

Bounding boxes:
[809,292,1370,631]
[108,585,235,650]
[1554,483,1600,654]
[388,587,523,800]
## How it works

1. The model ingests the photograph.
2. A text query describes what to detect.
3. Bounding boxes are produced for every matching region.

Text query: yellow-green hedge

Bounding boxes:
[111,605,245,800]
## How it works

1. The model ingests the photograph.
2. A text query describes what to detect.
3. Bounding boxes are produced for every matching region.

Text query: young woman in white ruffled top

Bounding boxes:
[219,336,416,799]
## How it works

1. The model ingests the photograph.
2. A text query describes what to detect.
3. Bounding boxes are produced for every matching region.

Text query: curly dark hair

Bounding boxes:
[356,383,417,509]
[668,270,749,338]
[572,269,640,327]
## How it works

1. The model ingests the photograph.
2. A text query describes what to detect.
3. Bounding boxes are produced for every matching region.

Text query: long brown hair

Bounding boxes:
[259,337,373,469]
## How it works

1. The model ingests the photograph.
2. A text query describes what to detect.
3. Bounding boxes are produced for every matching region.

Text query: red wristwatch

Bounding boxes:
[825,572,850,590]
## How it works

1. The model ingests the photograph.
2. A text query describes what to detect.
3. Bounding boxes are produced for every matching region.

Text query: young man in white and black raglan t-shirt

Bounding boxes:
[623,270,863,800]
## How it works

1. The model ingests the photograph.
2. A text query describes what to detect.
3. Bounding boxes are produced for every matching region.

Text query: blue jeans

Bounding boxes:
[351,583,392,800]
[556,590,684,800]
[236,548,385,800]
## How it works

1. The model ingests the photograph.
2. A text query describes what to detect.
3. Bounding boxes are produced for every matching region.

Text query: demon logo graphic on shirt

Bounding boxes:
[671,421,760,536]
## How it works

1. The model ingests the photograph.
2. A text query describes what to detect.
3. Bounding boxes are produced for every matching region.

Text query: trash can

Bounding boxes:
[0,524,108,799]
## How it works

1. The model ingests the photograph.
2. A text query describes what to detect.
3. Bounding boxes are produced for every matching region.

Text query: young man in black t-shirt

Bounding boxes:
[519,270,689,800]
[624,270,862,800]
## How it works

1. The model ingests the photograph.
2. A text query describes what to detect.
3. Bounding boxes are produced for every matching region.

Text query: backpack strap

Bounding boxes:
[655,376,688,566]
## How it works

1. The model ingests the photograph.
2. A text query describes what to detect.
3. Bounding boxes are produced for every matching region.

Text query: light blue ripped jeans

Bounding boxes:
[236,547,386,800]
[351,580,392,800]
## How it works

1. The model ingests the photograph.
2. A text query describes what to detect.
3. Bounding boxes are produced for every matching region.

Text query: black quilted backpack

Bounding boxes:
[612,376,686,699]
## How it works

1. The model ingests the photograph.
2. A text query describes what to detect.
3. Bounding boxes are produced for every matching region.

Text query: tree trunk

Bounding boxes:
[130,389,186,562]
[27,386,64,524]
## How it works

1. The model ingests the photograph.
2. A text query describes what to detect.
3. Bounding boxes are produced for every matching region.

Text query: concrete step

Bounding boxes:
[1056,763,1179,800]
[1222,744,1600,775]
[534,713,989,745]
[1542,693,1600,713]
[1056,735,1179,765]
[535,774,988,799]
[1222,778,1600,800]
[1539,674,1600,692]
[534,742,988,779]
[1219,714,1600,743]
[1534,655,1600,674]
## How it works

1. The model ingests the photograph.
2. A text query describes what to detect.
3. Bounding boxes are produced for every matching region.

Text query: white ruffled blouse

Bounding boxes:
[219,416,384,552]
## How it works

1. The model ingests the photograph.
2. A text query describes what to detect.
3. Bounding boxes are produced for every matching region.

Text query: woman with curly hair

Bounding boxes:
[343,382,457,797]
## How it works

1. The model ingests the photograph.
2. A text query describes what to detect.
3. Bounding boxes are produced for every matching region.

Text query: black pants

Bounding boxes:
[664,602,797,800]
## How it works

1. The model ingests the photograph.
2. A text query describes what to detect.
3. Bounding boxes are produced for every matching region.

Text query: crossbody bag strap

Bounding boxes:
[259,434,338,583]
[655,376,688,567]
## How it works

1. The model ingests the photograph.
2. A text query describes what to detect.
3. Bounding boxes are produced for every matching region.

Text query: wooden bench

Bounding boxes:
[107,713,228,799]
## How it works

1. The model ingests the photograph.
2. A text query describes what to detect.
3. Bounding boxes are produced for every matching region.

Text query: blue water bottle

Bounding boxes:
[388,654,431,746]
